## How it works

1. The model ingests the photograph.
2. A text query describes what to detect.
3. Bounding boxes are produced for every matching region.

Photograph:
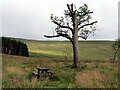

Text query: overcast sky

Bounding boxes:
[1,0,119,40]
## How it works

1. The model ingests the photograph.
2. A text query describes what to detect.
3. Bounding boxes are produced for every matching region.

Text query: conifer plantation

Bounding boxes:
[1,37,29,57]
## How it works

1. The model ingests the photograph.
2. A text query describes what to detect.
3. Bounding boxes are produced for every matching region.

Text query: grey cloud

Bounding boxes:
[2,0,119,40]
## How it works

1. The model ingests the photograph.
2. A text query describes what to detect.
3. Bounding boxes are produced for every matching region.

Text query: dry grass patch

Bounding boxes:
[98,62,118,71]
[5,67,25,75]
[44,62,58,67]
[75,70,109,88]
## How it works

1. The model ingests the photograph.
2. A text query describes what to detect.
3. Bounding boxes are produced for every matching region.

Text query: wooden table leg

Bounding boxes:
[37,70,40,79]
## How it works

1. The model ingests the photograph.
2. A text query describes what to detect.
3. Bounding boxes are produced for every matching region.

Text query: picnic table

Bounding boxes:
[32,67,54,79]
[37,67,49,78]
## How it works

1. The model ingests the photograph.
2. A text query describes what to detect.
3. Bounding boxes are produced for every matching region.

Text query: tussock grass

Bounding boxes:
[75,71,109,88]
[5,67,23,73]
[2,40,119,88]
[2,54,118,88]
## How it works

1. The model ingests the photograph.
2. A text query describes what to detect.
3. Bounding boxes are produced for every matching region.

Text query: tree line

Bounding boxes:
[1,37,29,57]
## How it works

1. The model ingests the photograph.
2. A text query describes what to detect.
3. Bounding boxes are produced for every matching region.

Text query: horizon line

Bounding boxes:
[1,36,116,41]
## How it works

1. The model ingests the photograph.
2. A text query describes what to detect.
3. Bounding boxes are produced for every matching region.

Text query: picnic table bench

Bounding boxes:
[32,67,55,79]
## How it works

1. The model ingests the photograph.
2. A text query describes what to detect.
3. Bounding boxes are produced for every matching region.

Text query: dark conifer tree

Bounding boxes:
[1,37,29,57]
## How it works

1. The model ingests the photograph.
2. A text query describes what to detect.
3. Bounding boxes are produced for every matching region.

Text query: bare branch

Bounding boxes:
[82,11,93,17]
[78,36,87,40]
[52,19,73,31]
[78,11,93,18]
[78,21,97,30]
[67,4,72,15]
[71,3,73,12]
[78,31,91,40]
[44,35,61,38]
[77,19,86,26]
[77,11,93,26]
[44,33,73,43]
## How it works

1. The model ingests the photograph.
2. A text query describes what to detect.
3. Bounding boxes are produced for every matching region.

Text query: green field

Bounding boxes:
[10,38,117,61]
[2,38,119,88]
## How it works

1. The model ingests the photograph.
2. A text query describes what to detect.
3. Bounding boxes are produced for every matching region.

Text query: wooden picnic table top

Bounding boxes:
[37,67,49,71]
[33,67,54,79]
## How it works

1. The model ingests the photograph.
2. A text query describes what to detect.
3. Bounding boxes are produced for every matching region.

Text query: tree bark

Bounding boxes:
[72,13,80,68]
[72,31,80,68]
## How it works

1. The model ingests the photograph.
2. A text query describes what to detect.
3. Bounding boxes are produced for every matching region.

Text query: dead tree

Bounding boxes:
[44,3,97,68]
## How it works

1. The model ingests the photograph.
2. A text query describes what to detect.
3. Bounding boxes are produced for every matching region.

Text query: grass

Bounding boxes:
[2,54,118,88]
[2,54,76,88]
[11,38,115,61]
[2,38,119,88]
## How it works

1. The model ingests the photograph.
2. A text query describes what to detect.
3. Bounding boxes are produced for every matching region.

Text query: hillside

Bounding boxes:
[8,37,116,61]
[2,38,119,88]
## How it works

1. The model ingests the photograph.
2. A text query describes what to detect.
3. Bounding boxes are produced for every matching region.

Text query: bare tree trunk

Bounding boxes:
[72,13,80,68]
[72,31,80,68]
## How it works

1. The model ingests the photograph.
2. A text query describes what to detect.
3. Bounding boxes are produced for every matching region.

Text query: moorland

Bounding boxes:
[2,38,119,88]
